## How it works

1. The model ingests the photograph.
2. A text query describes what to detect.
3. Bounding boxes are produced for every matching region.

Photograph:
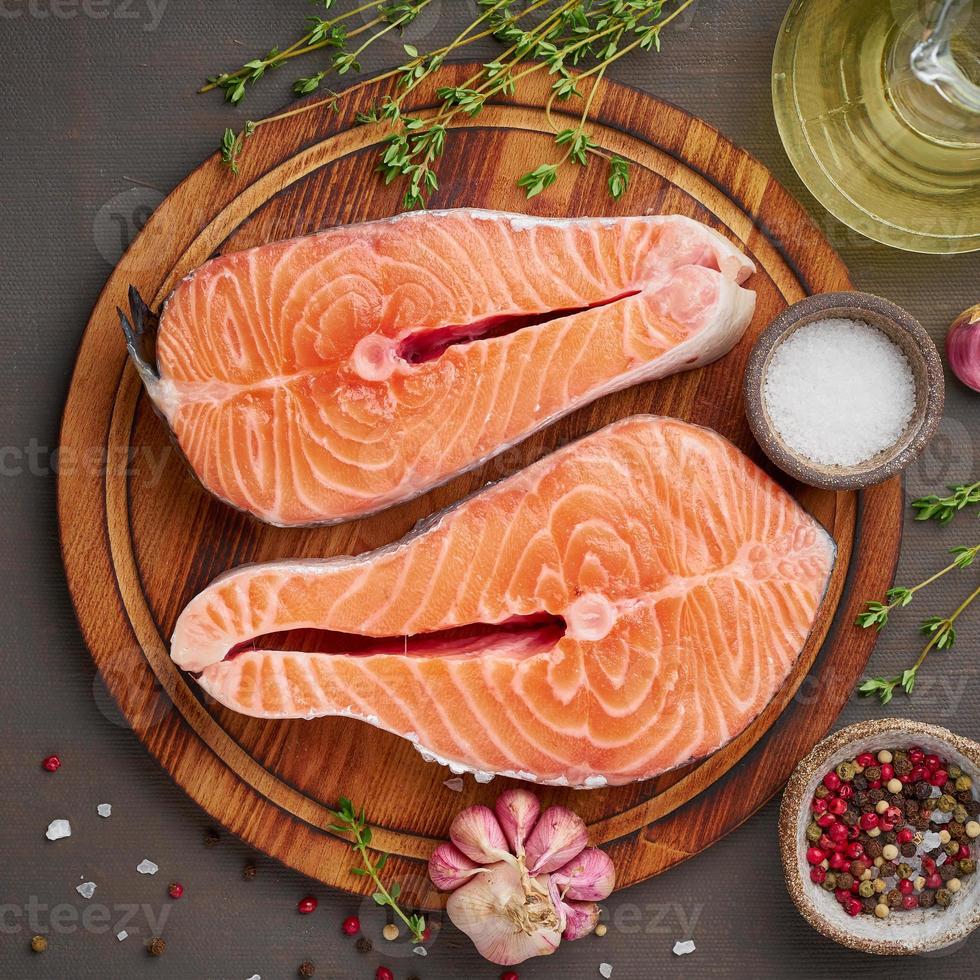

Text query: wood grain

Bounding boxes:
[57,65,902,906]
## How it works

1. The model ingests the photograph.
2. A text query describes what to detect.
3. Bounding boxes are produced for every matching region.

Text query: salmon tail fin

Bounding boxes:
[118,285,161,387]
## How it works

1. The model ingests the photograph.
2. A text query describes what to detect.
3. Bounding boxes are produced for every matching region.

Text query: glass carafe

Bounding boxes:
[773,0,980,253]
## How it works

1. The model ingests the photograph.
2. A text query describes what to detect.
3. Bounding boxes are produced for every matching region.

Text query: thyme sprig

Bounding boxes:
[328,796,425,943]
[206,0,695,203]
[911,481,980,524]
[857,482,980,703]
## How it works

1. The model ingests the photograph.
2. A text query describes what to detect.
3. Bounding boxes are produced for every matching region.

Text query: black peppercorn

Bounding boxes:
[836,872,855,890]
[883,830,898,844]
[900,842,916,858]
[886,888,903,908]
[243,862,257,880]
[940,862,958,881]
[841,807,858,826]
[936,888,952,908]
[298,961,315,978]
[147,938,166,957]
[851,860,869,878]
[880,861,898,877]
[864,839,883,859]
[853,774,869,791]
[868,788,885,804]
[918,889,936,909]
[203,828,220,847]
[915,781,932,800]
[864,766,882,782]
[894,756,912,776]
[356,937,373,954]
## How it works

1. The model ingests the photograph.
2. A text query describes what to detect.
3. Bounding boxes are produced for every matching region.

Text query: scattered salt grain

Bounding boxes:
[921,831,942,851]
[137,859,159,875]
[599,964,613,979]
[116,931,128,942]
[97,803,112,818]
[245,975,261,980]
[443,777,464,793]
[673,939,696,956]
[76,882,97,899]
[413,946,428,957]
[762,318,915,466]
[45,819,71,841]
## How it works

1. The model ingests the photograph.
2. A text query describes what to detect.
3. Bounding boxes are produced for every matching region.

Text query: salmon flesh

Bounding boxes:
[171,416,835,787]
[123,210,756,526]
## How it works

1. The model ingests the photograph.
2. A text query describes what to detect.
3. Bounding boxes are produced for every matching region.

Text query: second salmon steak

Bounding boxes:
[124,210,756,526]
[171,417,834,787]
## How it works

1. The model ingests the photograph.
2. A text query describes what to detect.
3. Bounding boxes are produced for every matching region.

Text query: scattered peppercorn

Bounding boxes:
[242,862,257,880]
[30,935,47,953]
[203,828,220,847]
[376,968,394,980]
[919,890,936,908]
[959,859,976,875]
[814,783,831,800]
[298,961,315,978]
[167,882,184,899]
[147,938,166,957]
[41,756,61,773]
[356,936,373,954]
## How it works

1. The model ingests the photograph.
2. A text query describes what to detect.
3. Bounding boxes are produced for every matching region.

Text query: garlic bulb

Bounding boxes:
[947,304,980,392]
[430,789,615,965]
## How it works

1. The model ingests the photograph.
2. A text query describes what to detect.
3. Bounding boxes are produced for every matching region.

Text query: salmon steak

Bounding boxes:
[171,416,835,787]
[123,209,756,526]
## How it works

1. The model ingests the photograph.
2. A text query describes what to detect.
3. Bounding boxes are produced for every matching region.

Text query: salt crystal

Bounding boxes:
[116,931,128,942]
[673,939,696,956]
[45,819,71,841]
[413,946,428,956]
[921,831,942,851]
[599,964,613,979]
[245,975,260,980]
[762,318,915,466]
[137,859,159,875]
[443,777,464,793]
[97,803,112,818]
[76,882,97,899]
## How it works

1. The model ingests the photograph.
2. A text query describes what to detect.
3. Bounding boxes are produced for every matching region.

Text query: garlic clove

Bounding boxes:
[494,788,541,857]
[560,899,601,941]
[552,847,616,901]
[446,861,562,965]
[947,303,980,393]
[428,841,483,892]
[524,805,590,875]
[450,804,513,865]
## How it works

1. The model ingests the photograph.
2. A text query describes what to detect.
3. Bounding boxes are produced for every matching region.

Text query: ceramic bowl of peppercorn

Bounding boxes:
[780,718,980,954]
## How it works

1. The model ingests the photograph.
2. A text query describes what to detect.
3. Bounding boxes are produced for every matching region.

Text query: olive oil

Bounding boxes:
[773,0,980,253]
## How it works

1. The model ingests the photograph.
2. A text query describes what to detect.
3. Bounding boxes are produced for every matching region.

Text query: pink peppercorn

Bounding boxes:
[828,798,847,816]
[880,763,894,781]
[909,747,924,764]
[902,894,919,910]
[297,896,317,915]
[830,852,848,871]
[898,878,915,895]
[501,973,520,980]
[376,969,394,980]
[341,916,360,936]
[823,771,842,792]
[897,828,914,845]
[812,797,828,815]
[929,769,949,787]
[810,866,827,884]
[926,873,943,889]
[816,813,837,828]
[924,754,941,771]
[42,756,61,773]
[859,812,879,831]
[838,784,854,800]
[845,842,864,860]
[856,753,875,767]
[910,766,927,782]
[806,847,826,866]
[845,899,862,917]
[828,823,848,843]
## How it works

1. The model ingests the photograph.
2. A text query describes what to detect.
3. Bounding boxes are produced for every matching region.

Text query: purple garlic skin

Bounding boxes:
[431,790,614,965]
[428,842,482,891]
[450,804,512,864]
[524,805,590,874]
[494,787,540,857]
[552,846,616,901]
[947,304,980,392]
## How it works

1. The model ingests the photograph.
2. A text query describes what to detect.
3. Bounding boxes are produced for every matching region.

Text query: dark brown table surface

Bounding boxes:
[2,2,978,977]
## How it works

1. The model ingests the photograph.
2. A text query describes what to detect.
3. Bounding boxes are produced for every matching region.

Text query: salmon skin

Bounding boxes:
[122,209,756,527]
[171,416,834,788]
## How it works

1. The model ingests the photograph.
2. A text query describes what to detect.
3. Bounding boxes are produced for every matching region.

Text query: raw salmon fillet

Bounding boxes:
[171,416,834,787]
[124,210,756,526]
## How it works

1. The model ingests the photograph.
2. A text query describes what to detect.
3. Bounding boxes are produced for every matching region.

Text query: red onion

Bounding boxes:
[947,304,980,392]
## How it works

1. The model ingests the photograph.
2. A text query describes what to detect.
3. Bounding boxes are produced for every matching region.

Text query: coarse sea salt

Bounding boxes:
[45,819,71,841]
[763,318,915,467]
[97,803,112,818]
[137,859,159,875]
[673,939,696,956]
[76,882,97,900]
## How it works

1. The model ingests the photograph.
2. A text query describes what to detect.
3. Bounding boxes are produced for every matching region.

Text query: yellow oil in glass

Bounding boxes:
[773,0,980,253]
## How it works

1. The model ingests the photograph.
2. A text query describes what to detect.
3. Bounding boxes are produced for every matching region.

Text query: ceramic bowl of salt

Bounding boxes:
[780,719,980,955]
[743,292,944,490]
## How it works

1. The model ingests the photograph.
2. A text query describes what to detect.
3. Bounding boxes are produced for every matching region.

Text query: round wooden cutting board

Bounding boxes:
[58,65,903,907]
